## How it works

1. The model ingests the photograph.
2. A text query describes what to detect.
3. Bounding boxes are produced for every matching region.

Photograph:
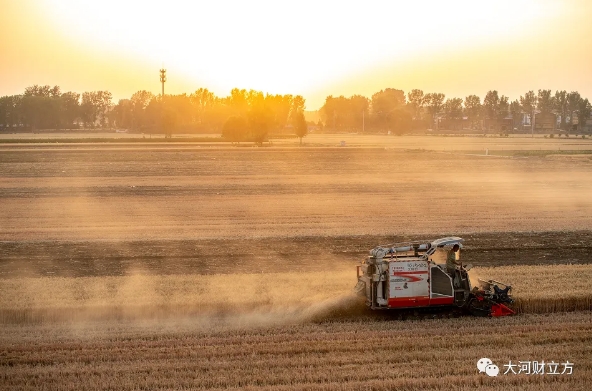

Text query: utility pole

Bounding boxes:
[362,110,365,133]
[159,68,167,97]
[532,110,536,138]
[159,68,167,139]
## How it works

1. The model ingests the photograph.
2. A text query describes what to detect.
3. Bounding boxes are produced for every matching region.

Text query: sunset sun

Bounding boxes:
[35,0,562,106]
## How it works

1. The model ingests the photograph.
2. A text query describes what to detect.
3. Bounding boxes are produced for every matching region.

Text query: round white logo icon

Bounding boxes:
[485,364,499,377]
[477,358,493,373]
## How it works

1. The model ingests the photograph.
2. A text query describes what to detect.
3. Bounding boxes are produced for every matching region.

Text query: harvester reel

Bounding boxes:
[493,285,513,304]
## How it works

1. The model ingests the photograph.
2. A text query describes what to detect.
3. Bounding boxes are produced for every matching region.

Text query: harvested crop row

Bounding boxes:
[1,312,591,391]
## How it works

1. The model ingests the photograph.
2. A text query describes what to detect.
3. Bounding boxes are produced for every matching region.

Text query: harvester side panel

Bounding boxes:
[388,260,429,308]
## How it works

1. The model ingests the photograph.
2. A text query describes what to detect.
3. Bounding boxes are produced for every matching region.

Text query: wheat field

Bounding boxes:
[1,143,591,390]
[1,311,590,390]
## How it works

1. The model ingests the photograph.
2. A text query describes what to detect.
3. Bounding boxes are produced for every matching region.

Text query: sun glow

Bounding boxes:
[41,0,560,104]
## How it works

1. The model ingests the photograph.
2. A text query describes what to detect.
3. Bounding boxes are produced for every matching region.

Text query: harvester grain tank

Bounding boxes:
[354,237,514,317]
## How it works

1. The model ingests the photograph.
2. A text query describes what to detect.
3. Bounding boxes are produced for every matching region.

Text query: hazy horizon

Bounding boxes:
[2,0,591,110]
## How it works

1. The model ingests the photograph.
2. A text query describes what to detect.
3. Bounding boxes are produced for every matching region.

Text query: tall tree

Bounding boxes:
[349,95,369,132]
[372,88,406,129]
[520,91,537,128]
[190,88,216,126]
[509,99,522,130]
[292,110,308,145]
[0,95,19,129]
[444,97,463,119]
[81,91,112,128]
[130,90,154,129]
[59,92,80,129]
[24,85,54,98]
[577,98,591,132]
[291,95,306,114]
[483,90,500,120]
[424,93,445,129]
[388,109,412,135]
[407,89,425,120]
[96,91,113,128]
[247,99,273,145]
[497,95,509,123]
[265,94,292,131]
[537,89,554,115]
[113,99,132,129]
[320,95,349,131]
[0,96,10,128]
[567,91,581,129]
[464,95,481,130]
[228,88,249,117]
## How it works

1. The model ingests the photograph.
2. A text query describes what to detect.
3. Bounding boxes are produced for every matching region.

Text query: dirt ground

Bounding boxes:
[0,142,591,278]
[1,231,591,278]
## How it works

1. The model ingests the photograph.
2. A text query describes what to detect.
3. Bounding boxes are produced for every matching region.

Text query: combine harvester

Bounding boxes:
[354,237,515,317]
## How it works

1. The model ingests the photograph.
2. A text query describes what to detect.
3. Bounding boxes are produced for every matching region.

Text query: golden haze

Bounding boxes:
[1,0,591,108]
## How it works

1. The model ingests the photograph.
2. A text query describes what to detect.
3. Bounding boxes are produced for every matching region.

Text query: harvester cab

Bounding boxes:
[354,236,515,317]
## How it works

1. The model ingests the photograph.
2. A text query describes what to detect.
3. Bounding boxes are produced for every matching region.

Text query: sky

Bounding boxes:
[1,0,591,110]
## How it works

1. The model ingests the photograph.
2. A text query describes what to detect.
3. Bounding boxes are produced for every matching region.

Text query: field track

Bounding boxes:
[1,139,591,390]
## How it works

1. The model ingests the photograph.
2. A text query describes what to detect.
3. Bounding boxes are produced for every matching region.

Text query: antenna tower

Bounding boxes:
[159,68,167,96]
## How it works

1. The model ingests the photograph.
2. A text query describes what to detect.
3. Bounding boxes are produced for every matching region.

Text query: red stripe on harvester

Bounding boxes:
[392,271,428,275]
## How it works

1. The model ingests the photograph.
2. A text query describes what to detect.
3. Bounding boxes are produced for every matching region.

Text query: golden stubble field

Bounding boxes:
[1,136,591,390]
[1,140,592,241]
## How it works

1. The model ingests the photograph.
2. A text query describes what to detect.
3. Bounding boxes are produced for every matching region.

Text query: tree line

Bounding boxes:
[0,86,309,142]
[320,89,591,133]
[1,85,590,138]
[115,88,308,142]
[0,85,113,131]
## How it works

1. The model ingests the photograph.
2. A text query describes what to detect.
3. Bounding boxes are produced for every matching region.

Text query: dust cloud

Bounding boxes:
[3,147,592,242]
[0,269,364,331]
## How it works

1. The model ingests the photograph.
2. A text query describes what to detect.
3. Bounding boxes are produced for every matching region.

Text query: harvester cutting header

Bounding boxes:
[355,237,515,317]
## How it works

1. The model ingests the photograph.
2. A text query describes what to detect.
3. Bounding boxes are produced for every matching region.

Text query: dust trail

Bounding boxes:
[467,269,482,288]
[0,270,366,329]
